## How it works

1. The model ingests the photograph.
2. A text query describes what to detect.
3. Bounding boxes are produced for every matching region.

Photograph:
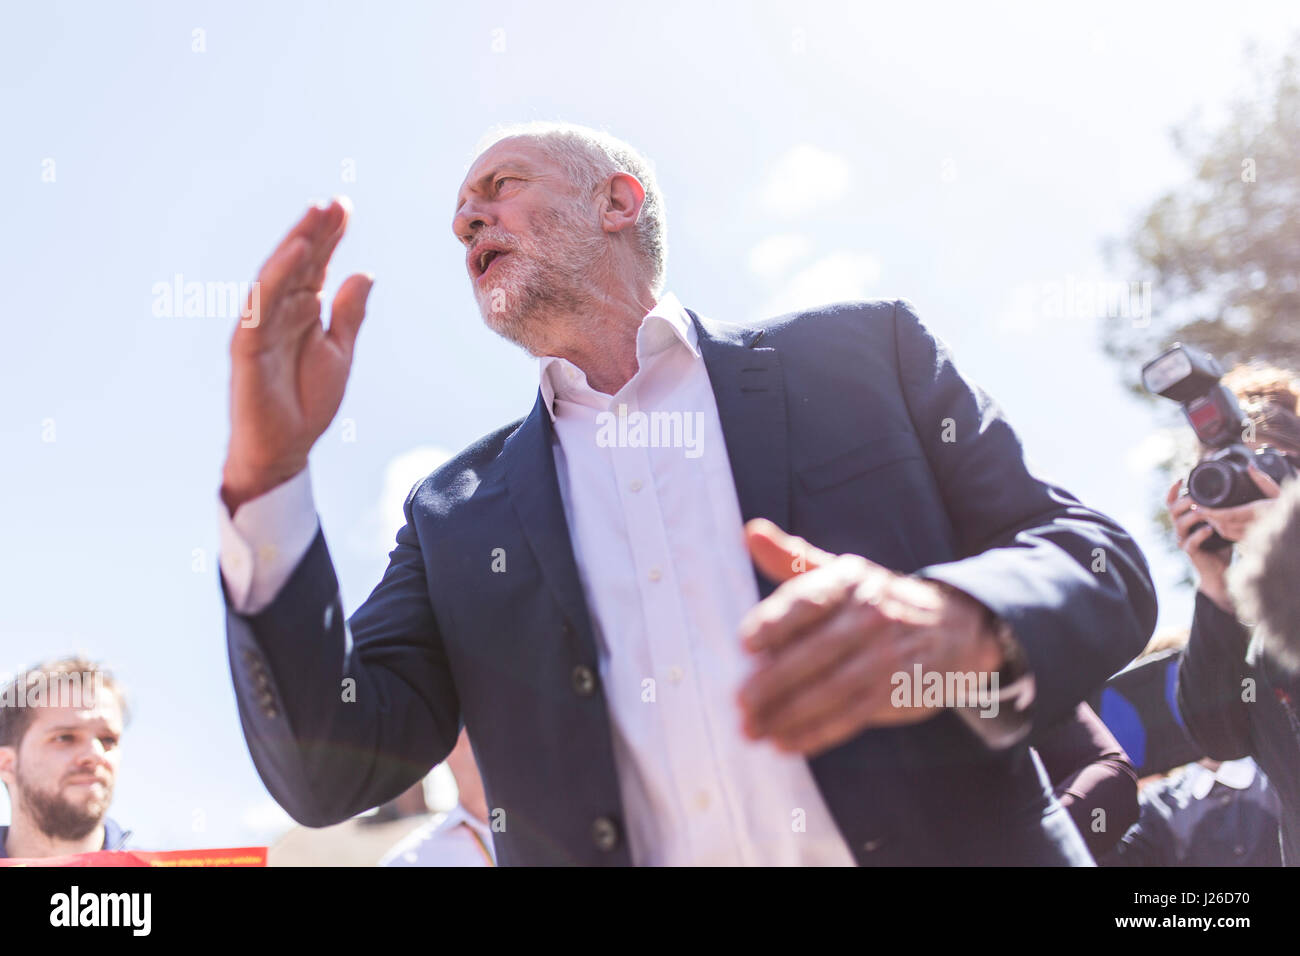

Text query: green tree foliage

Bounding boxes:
[1104,39,1300,559]
[1104,39,1300,380]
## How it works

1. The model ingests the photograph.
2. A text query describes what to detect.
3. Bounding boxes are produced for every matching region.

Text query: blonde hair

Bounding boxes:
[1224,361,1300,454]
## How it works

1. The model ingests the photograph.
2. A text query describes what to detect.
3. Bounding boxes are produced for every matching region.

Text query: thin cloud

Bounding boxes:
[759,251,882,316]
[748,234,813,277]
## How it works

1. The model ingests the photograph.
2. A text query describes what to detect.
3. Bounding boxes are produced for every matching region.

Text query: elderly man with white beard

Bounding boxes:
[218,121,1156,866]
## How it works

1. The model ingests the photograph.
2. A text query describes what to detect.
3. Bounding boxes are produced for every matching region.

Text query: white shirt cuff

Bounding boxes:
[218,467,320,615]
[952,672,1036,749]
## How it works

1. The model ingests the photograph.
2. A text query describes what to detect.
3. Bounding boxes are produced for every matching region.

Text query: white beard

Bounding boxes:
[472,203,607,355]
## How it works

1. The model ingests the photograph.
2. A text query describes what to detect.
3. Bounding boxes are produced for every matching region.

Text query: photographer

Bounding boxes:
[1170,362,1300,864]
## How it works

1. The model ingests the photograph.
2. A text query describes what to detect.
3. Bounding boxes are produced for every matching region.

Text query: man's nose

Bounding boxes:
[77,738,110,766]
[452,199,494,244]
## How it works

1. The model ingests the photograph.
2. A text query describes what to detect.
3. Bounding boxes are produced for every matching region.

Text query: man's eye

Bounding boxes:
[495,177,516,190]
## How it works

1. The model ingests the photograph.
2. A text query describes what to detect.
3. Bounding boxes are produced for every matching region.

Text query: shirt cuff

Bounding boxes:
[952,670,1036,749]
[218,467,320,615]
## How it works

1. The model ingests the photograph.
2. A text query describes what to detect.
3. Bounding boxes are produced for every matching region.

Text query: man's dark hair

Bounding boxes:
[0,656,130,749]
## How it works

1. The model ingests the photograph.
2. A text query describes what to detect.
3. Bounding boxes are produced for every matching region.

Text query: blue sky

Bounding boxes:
[3,0,1298,850]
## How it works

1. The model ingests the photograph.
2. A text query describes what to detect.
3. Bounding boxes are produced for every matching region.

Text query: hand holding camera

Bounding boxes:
[1144,344,1296,552]
[1145,343,1296,610]
[1165,471,1280,612]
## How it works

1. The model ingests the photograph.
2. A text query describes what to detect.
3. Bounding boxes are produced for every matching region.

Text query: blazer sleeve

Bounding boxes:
[1175,592,1254,760]
[892,299,1158,732]
[225,479,460,827]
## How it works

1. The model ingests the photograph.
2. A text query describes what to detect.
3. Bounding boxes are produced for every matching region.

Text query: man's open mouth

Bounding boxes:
[472,245,511,282]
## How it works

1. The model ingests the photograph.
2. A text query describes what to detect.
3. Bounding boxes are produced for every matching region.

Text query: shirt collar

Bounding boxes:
[538,291,697,422]
[1185,757,1259,799]
[447,804,497,863]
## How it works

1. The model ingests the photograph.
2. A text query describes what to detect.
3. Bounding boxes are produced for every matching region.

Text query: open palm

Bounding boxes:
[222,199,374,513]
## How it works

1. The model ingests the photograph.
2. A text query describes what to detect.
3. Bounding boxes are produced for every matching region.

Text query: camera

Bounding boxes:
[1141,343,1295,550]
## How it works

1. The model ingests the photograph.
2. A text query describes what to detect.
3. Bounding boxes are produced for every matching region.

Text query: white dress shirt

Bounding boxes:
[219,291,1018,866]
[536,292,856,865]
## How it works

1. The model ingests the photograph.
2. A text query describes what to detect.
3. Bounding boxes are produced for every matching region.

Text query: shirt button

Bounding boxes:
[694,791,711,811]
[648,567,662,582]
[629,479,643,493]
[571,665,596,696]
[591,816,620,852]
[667,665,684,683]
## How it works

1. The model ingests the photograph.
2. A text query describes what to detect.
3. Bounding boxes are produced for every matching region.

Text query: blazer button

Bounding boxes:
[571,665,596,696]
[862,837,886,853]
[591,816,620,852]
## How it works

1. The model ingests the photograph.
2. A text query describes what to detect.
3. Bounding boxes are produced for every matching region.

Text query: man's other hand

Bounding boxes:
[736,518,1002,756]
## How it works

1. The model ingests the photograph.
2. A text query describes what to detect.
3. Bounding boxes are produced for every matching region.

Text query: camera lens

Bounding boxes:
[1188,460,1233,507]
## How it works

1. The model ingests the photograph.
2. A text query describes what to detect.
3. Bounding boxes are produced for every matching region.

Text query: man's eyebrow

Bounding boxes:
[44,723,117,733]
[455,160,533,213]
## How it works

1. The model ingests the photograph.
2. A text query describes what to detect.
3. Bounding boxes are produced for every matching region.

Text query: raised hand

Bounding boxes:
[221,198,374,513]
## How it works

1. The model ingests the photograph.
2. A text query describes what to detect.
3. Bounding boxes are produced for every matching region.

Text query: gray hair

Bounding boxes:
[472,121,668,298]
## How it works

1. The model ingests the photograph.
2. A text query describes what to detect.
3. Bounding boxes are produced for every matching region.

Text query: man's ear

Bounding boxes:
[0,745,15,789]
[599,171,645,235]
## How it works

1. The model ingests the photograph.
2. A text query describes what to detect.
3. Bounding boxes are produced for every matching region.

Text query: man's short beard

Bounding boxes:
[15,765,111,841]
[477,202,608,355]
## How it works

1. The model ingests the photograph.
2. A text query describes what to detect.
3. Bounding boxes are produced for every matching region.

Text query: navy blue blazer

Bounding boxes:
[224,299,1157,865]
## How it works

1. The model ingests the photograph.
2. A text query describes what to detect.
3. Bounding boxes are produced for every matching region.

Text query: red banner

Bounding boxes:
[0,846,267,867]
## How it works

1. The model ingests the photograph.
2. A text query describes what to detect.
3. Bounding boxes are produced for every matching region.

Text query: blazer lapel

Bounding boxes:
[501,393,599,657]
[689,308,791,599]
